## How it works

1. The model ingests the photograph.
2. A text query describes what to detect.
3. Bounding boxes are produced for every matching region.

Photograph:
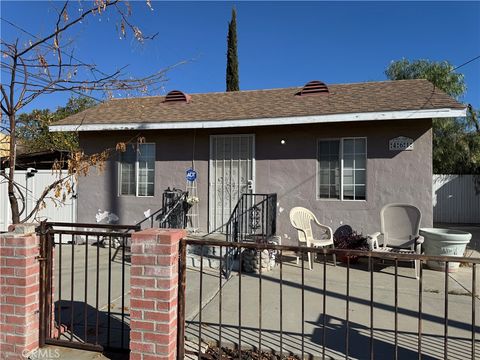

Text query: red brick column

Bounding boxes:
[0,225,40,360]
[129,229,186,360]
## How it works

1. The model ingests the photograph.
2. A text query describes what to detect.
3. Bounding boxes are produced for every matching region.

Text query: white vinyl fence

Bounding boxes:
[0,170,77,231]
[433,174,480,224]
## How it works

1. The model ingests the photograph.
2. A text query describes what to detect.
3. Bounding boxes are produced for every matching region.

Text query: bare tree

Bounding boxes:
[1,0,172,224]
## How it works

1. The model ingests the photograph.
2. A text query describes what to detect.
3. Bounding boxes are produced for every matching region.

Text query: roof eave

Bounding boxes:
[49,107,467,132]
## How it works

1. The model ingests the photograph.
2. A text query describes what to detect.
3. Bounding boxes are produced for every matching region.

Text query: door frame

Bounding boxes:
[208,134,256,233]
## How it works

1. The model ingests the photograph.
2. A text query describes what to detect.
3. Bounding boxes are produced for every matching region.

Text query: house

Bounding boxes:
[0,149,71,170]
[49,79,465,244]
[0,133,9,158]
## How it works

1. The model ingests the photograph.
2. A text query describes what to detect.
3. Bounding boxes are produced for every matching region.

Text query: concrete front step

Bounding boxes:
[186,253,221,269]
[186,253,243,272]
[185,232,226,270]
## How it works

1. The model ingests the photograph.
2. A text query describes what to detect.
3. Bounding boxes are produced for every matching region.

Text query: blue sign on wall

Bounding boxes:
[186,168,197,182]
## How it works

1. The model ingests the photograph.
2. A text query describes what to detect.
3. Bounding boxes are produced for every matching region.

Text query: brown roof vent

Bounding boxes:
[164,90,191,103]
[296,80,329,96]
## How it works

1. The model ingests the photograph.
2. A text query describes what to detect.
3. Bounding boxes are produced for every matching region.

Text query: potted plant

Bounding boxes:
[186,195,199,205]
[334,230,369,264]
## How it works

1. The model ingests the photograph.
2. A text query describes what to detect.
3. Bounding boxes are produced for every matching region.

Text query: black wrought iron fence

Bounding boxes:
[38,221,139,353]
[178,238,480,360]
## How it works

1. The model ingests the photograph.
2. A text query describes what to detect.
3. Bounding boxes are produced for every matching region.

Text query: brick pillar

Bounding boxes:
[0,225,40,360]
[129,229,186,360]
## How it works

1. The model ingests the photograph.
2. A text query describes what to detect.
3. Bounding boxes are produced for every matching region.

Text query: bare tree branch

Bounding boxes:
[0,0,180,223]
[54,2,68,78]
[1,15,139,80]
[22,176,68,222]
[113,2,158,42]
[14,56,28,112]
[0,85,10,115]
[17,0,121,58]
[0,172,25,216]
[8,40,18,112]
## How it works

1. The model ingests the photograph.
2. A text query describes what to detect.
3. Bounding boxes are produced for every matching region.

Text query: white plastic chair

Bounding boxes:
[289,207,336,270]
[368,203,424,279]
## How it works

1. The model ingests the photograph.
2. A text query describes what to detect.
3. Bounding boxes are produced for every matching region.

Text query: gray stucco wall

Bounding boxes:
[78,119,432,245]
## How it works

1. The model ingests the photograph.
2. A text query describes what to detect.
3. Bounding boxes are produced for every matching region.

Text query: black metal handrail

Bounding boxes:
[225,193,277,244]
[223,193,277,278]
[157,191,189,228]
[136,188,189,229]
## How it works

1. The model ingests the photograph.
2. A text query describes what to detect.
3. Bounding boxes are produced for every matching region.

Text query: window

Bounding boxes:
[317,138,366,201]
[318,140,340,199]
[119,143,155,196]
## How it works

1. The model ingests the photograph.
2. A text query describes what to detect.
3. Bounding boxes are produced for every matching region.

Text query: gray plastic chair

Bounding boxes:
[368,203,424,279]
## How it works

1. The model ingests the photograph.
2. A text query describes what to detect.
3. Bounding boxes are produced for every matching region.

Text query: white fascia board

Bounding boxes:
[49,107,467,132]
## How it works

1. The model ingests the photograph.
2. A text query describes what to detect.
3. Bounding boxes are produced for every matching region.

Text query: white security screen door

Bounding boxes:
[209,134,255,232]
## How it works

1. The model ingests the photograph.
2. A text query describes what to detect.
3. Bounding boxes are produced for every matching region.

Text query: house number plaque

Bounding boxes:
[389,136,414,151]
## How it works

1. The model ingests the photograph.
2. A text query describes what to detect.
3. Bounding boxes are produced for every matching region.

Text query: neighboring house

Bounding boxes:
[0,133,9,158]
[49,79,465,244]
[1,149,71,170]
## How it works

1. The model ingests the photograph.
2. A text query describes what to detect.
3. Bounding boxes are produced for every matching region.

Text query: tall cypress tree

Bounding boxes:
[226,8,239,92]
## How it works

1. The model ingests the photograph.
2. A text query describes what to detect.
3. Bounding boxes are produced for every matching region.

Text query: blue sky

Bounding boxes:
[1,1,479,113]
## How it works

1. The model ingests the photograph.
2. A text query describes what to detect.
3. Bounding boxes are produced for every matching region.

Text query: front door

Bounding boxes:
[209,134,255,232]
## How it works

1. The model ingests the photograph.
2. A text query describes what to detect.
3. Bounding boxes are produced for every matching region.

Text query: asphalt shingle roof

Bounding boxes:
[54,79,465,126]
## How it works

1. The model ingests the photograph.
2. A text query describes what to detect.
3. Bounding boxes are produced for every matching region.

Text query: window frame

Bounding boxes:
[118,142,156,197]
[316,137,367,202]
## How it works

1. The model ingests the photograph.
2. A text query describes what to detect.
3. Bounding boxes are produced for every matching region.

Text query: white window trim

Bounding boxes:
[118,143,155,197]
[316,137,367,201]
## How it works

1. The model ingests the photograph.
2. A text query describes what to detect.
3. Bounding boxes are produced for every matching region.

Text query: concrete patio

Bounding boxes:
[39,225,479,359]
[185,252,480,360]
